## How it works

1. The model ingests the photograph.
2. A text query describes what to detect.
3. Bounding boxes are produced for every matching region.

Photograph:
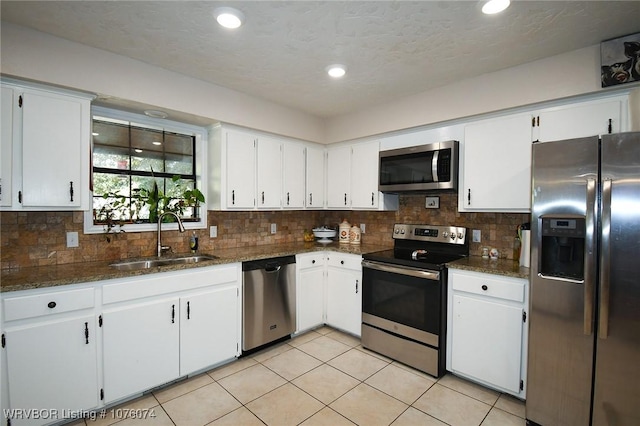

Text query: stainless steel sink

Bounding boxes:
[110,255,218,271]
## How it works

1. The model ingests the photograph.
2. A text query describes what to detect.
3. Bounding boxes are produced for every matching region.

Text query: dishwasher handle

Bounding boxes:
[265,263,282,273]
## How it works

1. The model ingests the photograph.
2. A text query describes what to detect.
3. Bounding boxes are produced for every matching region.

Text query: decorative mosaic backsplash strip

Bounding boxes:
[1,194,529,269]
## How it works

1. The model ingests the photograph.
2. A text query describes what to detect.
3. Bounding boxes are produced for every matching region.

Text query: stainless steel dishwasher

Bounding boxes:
[242,255,296,352]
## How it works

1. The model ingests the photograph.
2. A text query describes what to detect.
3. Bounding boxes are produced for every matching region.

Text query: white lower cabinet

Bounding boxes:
[1,264,241,424]
[295,251,363,337]
[179,285,238,375]
[325,253,362,337]
[103,297,179,404]
[101,264,241,404]
[447,268,528,398]
[1,287,99,426]
[295,252,326,333]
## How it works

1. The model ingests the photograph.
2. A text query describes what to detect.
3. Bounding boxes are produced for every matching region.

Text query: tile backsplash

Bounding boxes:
[1,194,529,269]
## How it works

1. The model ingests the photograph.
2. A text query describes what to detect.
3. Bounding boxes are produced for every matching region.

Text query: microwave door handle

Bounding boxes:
[432,150,439,182]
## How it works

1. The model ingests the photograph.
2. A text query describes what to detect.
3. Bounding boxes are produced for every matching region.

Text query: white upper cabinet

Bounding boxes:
[225,129,257,209]
[283,141,306,209]
[256,136,282,209]
[534,96,626,142]
[1,80,93,211]
[327,145,352,208]
[209,124,327,211]
[351,141,381,209]
[460,113,533,212]
[327,140,398,210]
[1,86,14,207]
[305,144,325,209]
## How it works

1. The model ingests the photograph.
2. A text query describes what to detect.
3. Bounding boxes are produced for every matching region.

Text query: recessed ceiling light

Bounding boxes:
[144,109,168,119]
[326,64,347,78]
[482,0,510,14]
[214,7,244,29]
[134,148,143,153]
[92,132,99,136]
[152,141,162,146]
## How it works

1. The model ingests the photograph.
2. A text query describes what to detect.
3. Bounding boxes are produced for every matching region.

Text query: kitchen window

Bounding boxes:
[84,107,207,235]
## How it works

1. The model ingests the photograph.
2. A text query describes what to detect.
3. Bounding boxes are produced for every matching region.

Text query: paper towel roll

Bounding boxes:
[519,230,531,268]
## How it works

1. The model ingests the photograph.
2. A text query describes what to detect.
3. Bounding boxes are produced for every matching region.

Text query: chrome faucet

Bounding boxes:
[157,211,186,257]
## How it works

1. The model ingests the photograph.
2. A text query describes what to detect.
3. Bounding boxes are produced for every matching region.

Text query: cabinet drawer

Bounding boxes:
[3,287,95,321]
[296,253,325,269]
[327,253,362,270]
[103,264,239,304]
[451,272,525,303]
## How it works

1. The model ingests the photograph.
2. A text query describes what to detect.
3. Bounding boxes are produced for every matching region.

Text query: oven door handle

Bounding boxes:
[362,260,440,281]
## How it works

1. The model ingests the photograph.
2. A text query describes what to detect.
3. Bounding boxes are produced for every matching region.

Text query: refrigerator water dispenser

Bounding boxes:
[539,217,586,280]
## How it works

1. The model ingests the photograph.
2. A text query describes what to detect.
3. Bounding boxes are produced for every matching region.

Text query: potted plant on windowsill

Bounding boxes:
[95,175,205,241]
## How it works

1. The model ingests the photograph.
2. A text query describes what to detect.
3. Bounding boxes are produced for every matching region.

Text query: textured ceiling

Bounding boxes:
[2,1,639,118]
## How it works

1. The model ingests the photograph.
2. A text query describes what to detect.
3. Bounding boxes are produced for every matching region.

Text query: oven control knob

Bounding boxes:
[400,229,405,234]
[458,232,464,240]
[442,231,449,238]
[450,234,456,240]
[394,229,399,234]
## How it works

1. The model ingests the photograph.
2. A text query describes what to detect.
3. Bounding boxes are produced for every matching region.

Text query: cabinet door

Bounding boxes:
[0,86,13,207]
[5,316,98,426]
[282,142,305,208]
[256,136,282,208]
[327,145,351,208]
[102,298,179,403]
[326,267,362,336]
[350,141,379,209]
[226,130,256,208]
[451,294,523,394]
[462,114,532,211]
[305,145,325,208]
[180,285,238,375]
[297,266,325,332]
[536,99,623,142]
[21,90,85,208]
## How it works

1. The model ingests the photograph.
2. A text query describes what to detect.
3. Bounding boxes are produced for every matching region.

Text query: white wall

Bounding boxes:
[1,22,630,144]
[324,46,610,143]
[0,22,326,143]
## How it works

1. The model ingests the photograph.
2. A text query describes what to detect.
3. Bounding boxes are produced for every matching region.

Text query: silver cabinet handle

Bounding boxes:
[599,178,612,339]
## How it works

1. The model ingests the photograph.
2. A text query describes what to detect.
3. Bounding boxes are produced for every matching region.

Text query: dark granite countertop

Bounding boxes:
[1,242,392,293]
[447,256,530,280]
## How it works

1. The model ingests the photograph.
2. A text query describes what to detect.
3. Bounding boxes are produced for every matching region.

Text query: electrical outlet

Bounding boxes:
[360,223,366,233]
[425,196,440,209]
[66,231,79,248]
[270,223,277,234]
[472,229,482,243]
[209,226,218,238]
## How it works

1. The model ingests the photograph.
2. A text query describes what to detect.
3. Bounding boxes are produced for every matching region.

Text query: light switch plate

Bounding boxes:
[270,223,277,234]
[209,226,218,238]
[66,231,79,248]
[472,229,482,243]
[360,224,366,233]
[425,196,440,209]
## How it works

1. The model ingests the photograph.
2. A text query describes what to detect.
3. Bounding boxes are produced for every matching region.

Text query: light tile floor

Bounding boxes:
[79,326,525,426]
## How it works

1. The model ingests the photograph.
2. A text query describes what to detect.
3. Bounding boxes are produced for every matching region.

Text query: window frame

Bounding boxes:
[84,106,208,235]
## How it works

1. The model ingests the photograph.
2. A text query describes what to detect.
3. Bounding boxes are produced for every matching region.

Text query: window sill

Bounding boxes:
[83,213,207,235]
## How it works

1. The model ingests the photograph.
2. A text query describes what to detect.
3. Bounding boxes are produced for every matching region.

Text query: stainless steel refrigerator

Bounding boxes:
[527,132,640,426]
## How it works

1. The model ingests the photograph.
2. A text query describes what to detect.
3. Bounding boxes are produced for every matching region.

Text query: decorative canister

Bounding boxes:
[339,219,351,243]
[349,225,361,245]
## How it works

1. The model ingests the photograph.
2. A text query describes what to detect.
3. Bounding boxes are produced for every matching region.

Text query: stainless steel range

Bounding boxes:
[361,223,469,377]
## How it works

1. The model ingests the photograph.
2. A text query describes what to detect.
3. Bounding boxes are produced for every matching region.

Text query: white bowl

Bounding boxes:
[312,228,337,242]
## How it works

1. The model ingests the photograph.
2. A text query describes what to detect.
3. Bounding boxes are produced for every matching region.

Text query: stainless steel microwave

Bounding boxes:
[378,140,459,193]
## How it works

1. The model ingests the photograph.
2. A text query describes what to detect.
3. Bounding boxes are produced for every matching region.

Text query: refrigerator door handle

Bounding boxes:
[583,178,597,336]
[599,178,612,339]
